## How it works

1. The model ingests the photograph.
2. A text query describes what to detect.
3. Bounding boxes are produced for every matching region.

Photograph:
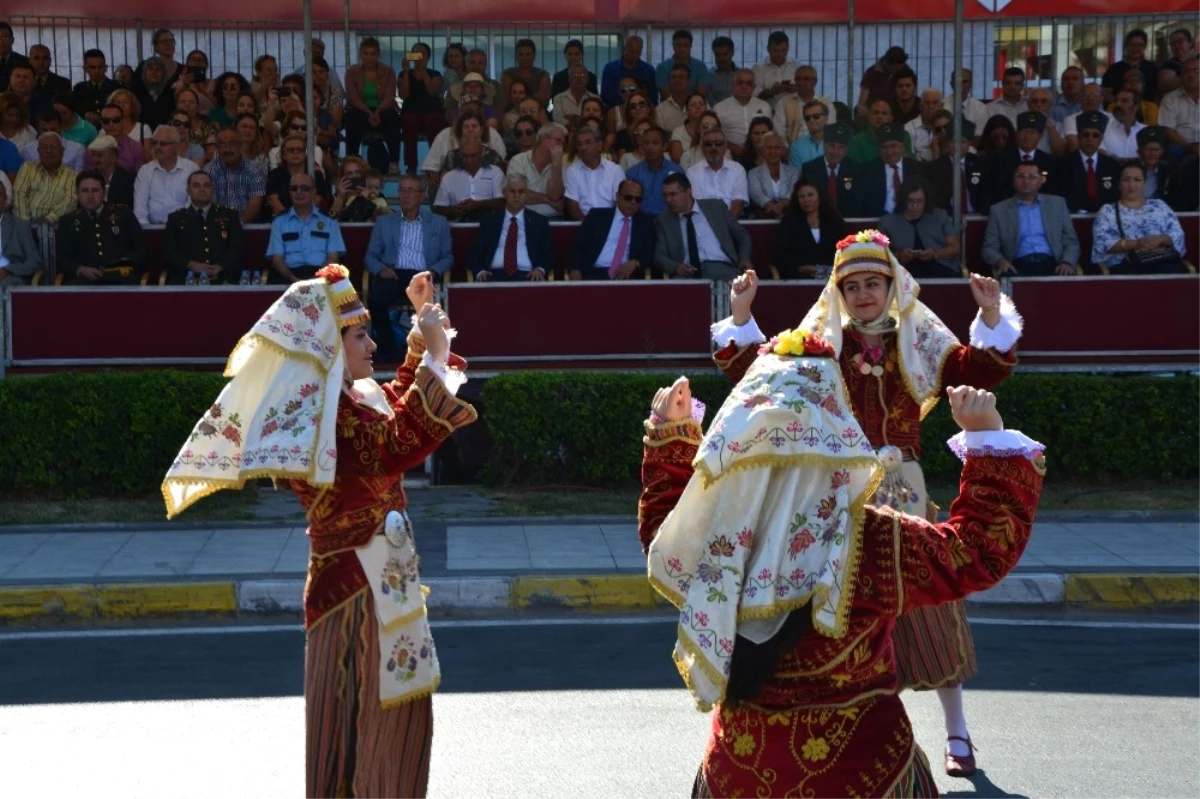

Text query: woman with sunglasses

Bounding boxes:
[209,73,251,128]
[174,88,217,147]
[606,77,641,136]
[668,92,709,165]
[618,119,653,170]
[268,110,327,173]
[265,133,331,219]
[167,110,207,165]
[611,90,657,160]
[678,109,721,169]
[107,88,153,152]
[509,115,541,158]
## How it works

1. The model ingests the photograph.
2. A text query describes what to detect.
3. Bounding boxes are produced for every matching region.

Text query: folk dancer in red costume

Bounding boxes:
[639,334,1046,797]
[707,230,1025,777]
[163,266,477,798]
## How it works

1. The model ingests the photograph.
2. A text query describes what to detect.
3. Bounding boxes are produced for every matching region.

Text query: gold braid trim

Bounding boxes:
[675,630,725,712]
[223,330,336,378]
[380,602,429,635]
[713,343,759,370]
[411,365,479,433]
[643,418,703,446]
[693,452,881,492]
[405,331,428,357]
[162,463,326,520]
[379,673,442,709]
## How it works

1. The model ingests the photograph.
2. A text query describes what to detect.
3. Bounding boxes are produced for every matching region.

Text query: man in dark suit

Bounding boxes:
[991,111,1057,206]
[927,118,991,215]
[164,172,244,284]
[654,172,752,280]
[1138,125,1195,211]
[28,45,72,102]
[860,123,923,217]
[981,162,1080,277]
[569,179,655,280]
[86,134,136,208]
[73,49,120,126]
[57,170,147,285]
[801,122,864,218]
[1054,110,1120,213]
[470,174,554,282]
[0,22,30,92]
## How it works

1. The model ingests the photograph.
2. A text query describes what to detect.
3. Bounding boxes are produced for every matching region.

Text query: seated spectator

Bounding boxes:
[13,132,77,224]
[449,72,501,128]
[927,118,990,215]
[56,169,147,284]
[73,49,120,126]
[108,88,153,150]
[577,96,607,134]
[849,99,914,163]
[344,37,401,173]
[564,126,625,220]
[133,125,197,225]
[249,54,279,110]
[0,178,41,286]
[736,116,773,170]
[114,65,134,89]
[444,49,501,124]
[398,42,447,176]
[265,171,345,282]
[507,114,541,158]
[668,93,710,163]
[1118,70,1157,126]
[655,63,694,133]
[1091,162,1187,275]
[7,65,53,123]
[1101,89,1146,161]
[878,177,961,278]
[551,40,598,98]
[686,127,749,218]
[889,68,921,126]
[1063,83,1107,151]
[1024,88,1066,157]
[209,72,251,128]
[268,111,327,172]
[991,111,1056,207]
[86,134,135,207]
[1157,29,1194,97]
[611,91,658,161]
[552,63,602,129]
[987,67,1029,125]
[506,122,567,218]
[134,28,184,92]
[747,132,798,219]
[168,110,207,166]
[619,120,654,171]
[674,108,720,169]
[569,178,655,280]
[855,46,908,117]
[0,91,37,148]
[469,174,553,282]
[266,134,331,218]
[626,125,683,217]
[363,173,454,360]
[1159,55,1198,157]
[923,108,954,162]
[21,108,85,170]
[516,96,549,130]
[309,56,344,131]
[654,172,752,280]
[982,162,1079,277]
[599,35,656,109]
[204,126,266,224]
[787,100,830,166]
[164,170,244,284]
[86,103,148,173]
[422,108,507,183]
[171,49,217,116]
[656,29,710,102]
[132,56,177,130]
[774,177,843,279]
[500,81,531,142]
[773,65,835,145]
[861,123,923,217]
[1101,28,1158,104]
[1055,110,1121,213]
[235,111,269,173]
[54,96,98,147]
[799,122,863,218]
[501,39,552,108]
[1136,126,1196,211]
[977,113,1015,166]
[432,138,505,222]
[713,69,772,158]
[330,156,390,222]
[904,88,944,162]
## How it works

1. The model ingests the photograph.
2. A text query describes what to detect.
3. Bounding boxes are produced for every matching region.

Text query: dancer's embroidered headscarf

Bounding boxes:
[798,230,960,418]
[647,330,882,711]
[161,264,372,518]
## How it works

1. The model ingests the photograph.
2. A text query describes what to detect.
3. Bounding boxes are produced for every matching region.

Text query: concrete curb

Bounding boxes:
[1,572,1196,624]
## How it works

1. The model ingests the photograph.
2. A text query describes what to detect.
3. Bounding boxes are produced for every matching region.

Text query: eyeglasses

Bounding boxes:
[101,116,122,124]
[703,140,726,147]
[628,101,648,109]
[289,124,307,131]
[933,125,949,134]
[620,194,643,203]
[170,119,189,127]
[619,86,638,93]
[289,184,314,192]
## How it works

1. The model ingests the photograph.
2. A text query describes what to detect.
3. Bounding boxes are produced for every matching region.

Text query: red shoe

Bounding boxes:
[945,736,977,777]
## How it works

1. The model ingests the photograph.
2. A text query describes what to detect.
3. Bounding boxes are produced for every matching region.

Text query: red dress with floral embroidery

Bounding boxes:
[639,422,1044,798]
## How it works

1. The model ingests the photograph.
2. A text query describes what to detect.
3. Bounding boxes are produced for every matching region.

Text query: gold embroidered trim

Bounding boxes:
[222,330,334,378]
[411,366,479,432]
[162,462,325,520]
[305,584,370,631]
[378,673,442,709]
[380,602,429,634]
[643,418,703,446]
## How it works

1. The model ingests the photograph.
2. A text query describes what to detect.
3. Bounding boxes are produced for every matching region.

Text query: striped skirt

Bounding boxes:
[305,589,433,798]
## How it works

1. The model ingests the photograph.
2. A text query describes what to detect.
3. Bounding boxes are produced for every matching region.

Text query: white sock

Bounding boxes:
[937,685,972,757]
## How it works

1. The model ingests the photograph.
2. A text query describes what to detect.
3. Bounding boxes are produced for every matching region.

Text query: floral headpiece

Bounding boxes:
[760,327,836,359]
[836,230,890,250]
[831,230,894,283]
[315,264,369,329]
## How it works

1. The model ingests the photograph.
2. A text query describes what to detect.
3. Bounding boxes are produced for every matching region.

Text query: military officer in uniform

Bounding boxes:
[56,169,146,285]
[800,122,864,219]
[990,111,1058,207]
[928,118,992,215]
[164,171,244,284]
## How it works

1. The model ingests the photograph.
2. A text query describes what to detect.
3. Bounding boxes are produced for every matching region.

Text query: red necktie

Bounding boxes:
[827,165,838,202]
[891,164,901,195]
[1085,157,1098,208]
[503,216,519,277]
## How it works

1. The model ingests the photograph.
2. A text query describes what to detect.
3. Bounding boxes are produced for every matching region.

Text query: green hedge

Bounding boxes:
[481,372,1200,486]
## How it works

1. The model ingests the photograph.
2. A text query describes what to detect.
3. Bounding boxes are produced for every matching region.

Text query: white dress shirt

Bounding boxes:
[987,97,1028,126]
[1036,117,1062,155]
[1158,87,1199,144]
[904,117,938,162]
[678,203,730,264]
[489,210,533,271]
[133,157,199,225]
[433,164,505,207]
[421,127,507,172]
[506,150,558,217]
[595,211,636,267]
[655,95,688,134]
[1101,119,1145,160]
[564,158,625,215]
[686,158,749,209]
[772,94,836,144]
[944,94,990,135]
[551,89,600,126]
[713,96,773,145]
[752,60,801,108]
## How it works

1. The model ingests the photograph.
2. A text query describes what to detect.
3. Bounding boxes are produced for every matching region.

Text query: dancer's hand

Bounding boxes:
[947,386,1003,432]
[406,271,435,309]
[731,270,757,326]
[652,376,692,422]
[968,273,1001,308]
[417,303,451,363]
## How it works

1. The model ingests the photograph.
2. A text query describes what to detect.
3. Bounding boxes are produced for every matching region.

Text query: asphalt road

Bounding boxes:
[1,615,1197,798]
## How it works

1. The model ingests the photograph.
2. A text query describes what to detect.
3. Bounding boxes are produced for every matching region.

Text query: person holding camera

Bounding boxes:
[330,155,389,222]
[345,37,402,174]
[399,42,447,176]
[172,50,217,115]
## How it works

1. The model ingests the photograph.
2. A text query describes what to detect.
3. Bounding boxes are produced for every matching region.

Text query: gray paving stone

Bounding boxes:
[98,531,214,578]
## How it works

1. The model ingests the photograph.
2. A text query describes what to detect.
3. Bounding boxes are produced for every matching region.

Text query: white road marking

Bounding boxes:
[0,614,1196,642]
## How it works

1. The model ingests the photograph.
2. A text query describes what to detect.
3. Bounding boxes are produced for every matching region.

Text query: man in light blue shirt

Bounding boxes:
[625,126,683,216]
[655,29,710,99]
[266,171,345,282]
[787,100,830,166]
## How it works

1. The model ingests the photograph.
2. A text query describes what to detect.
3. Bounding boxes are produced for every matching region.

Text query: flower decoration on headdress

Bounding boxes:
[760,327,835,358]
[315,263,370,329]
[836,230,890,250]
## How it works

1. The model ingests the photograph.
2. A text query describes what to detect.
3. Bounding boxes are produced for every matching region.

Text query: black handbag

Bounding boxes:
[1114,203,1182,273]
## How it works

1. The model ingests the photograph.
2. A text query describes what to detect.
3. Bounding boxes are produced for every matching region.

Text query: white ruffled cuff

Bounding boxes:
[947,430,1045,463]
[420,328,466,396]
[968,293,1023,353]
[711,315,767,349]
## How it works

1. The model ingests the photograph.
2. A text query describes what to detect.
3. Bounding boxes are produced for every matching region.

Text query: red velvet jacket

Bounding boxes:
[639,420,1045,798]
